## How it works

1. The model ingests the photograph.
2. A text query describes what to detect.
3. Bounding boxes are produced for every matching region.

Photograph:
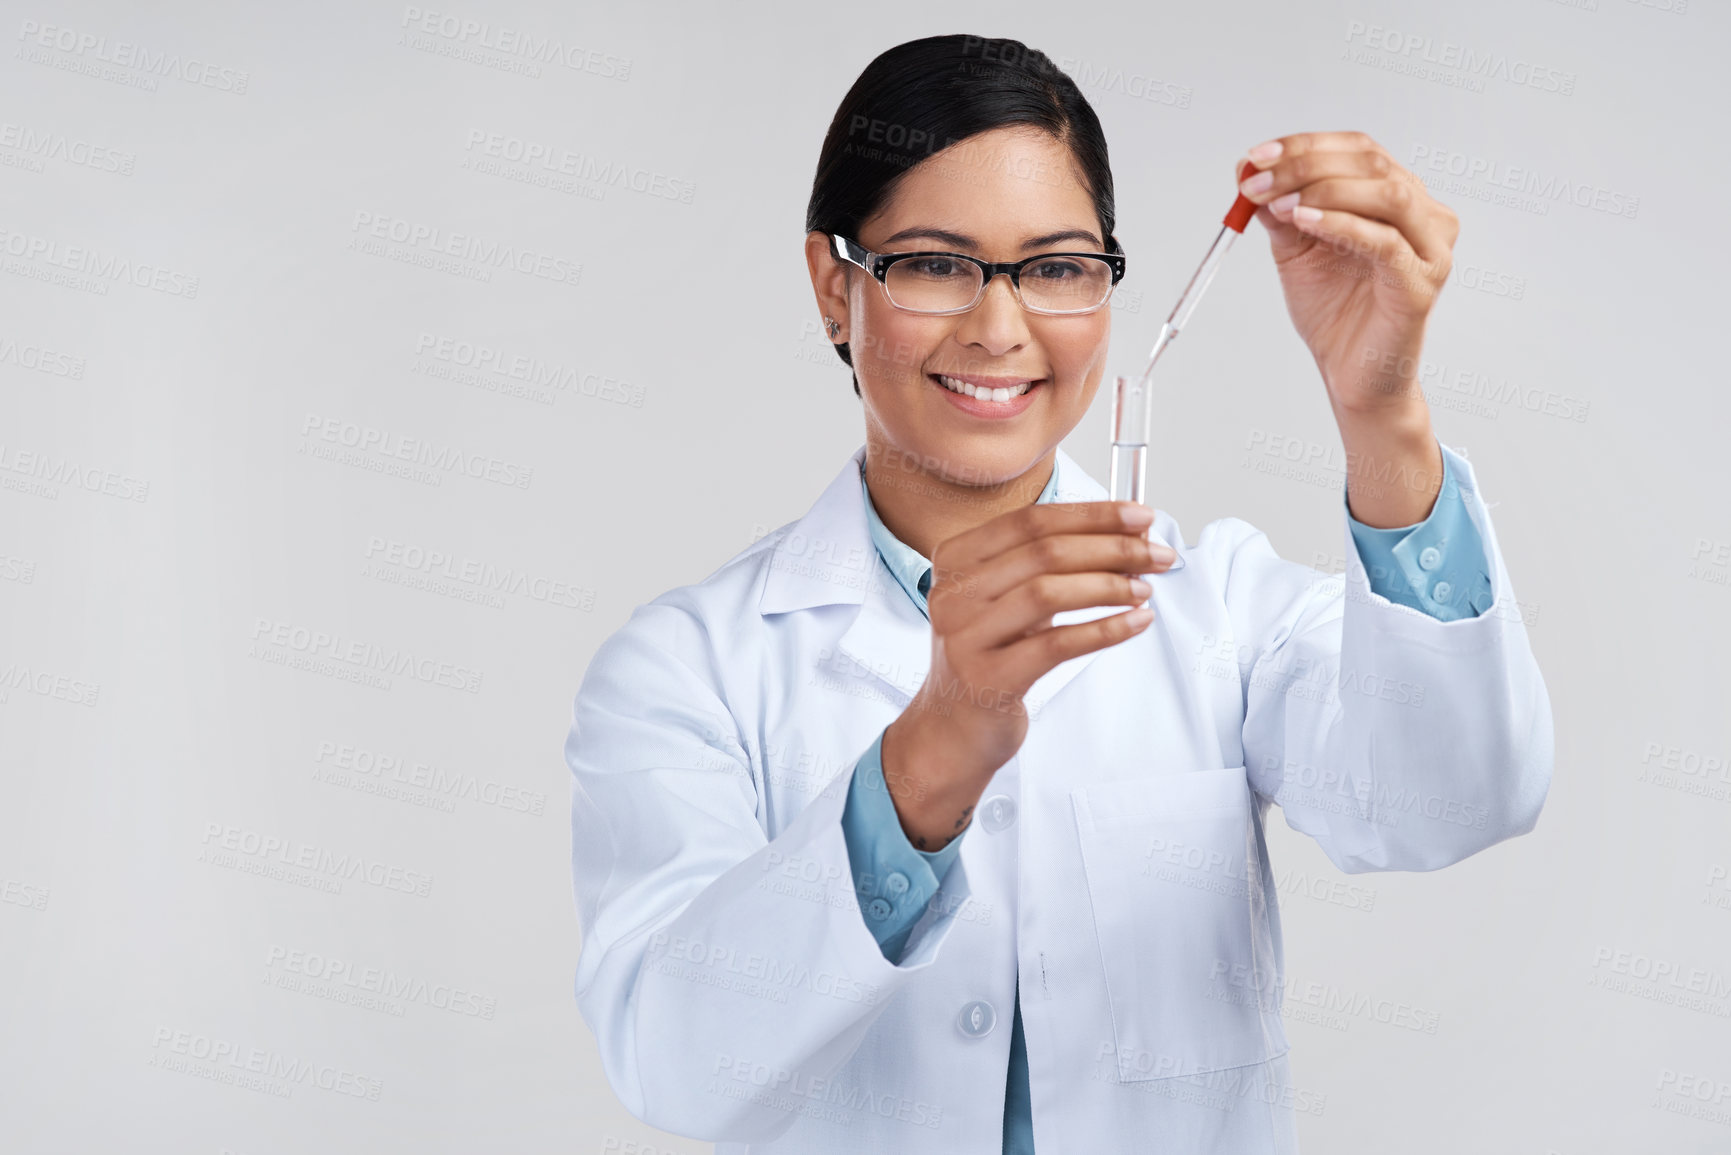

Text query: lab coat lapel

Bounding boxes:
[757,446,876,616]
[757,446,928,703]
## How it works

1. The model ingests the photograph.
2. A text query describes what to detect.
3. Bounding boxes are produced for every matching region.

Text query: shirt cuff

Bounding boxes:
[1345,440,1494,623]
[839,728,966,963]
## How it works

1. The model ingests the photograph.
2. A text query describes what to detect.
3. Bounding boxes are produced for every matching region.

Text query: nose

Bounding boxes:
[953,270,1031,356]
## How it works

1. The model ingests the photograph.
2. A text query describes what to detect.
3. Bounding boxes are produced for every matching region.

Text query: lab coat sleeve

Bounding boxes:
[567,601,973,1142]
[1219,438,1553,872]
[841,728,967,962]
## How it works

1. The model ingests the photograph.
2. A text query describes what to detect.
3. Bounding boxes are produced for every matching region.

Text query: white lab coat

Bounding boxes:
[567,440,1552,1154]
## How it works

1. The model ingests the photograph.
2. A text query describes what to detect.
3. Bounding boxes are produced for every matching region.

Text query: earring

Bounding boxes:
[823,316,841,340]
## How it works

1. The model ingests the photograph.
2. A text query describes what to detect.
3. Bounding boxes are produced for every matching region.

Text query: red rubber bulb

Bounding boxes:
[1223,158,1262,233]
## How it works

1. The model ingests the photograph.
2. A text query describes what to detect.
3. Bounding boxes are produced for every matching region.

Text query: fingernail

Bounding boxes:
[1120,504,1154,528]
[1247,140,1283,165]
[1269,191,1301,215]
[1150,544,1177,564]
[1292,205,1323,225]
[1239,169,1273,196]
[1129,578,1152,599]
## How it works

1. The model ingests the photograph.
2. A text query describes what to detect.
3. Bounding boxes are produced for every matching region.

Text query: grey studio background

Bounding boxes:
[0,0,1725,1152]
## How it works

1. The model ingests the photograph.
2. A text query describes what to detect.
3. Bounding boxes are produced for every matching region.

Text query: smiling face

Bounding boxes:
[808,125,1115,494]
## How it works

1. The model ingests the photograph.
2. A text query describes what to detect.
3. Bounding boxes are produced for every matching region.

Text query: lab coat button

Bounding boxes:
[980,794,1018,833]
[1418,545,1442,571]
[883,872,910,898]
[957,1000,996,1038]
[1432,580,1453,603]
[866,898,892,921]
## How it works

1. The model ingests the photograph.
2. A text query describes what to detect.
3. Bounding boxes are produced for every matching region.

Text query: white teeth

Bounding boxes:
[937,375,1034,401]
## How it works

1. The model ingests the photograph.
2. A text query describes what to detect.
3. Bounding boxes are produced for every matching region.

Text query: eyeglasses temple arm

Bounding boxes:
[830,233,869,270]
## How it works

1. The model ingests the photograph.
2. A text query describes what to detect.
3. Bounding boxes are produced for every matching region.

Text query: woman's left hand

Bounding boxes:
[1234,131,1458,418]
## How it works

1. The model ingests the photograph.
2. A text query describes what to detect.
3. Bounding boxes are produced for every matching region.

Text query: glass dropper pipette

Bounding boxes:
[1110,170,1261,506]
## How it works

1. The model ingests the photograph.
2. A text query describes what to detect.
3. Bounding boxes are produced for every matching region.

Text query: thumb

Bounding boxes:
[1235,157,1308,259]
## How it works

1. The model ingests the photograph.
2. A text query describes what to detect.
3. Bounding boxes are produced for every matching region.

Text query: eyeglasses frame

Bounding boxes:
[828,233,1128,317]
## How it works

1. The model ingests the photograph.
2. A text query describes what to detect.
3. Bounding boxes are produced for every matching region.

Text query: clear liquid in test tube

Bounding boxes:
[1110,374,1151,506]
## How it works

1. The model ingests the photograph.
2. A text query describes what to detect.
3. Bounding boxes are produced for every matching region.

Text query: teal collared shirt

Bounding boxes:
[838,442,1490,1154]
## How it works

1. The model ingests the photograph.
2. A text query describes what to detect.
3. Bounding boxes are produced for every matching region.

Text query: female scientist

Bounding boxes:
[567,33,1552,1155]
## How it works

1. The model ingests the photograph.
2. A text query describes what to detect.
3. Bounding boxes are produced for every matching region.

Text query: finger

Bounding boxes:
[1238,147,1399,206]
[1284,207,1442,301]
[950,570,1151,652]
[1244,131,1388,173]
[990,606,1154,691]
[1239,133,1416,246]
[1241,165,1311,254]
[939,500,1151,570]
[1264,176,1452,267]
[961,531,1173,610]
[1239,149,1410,250]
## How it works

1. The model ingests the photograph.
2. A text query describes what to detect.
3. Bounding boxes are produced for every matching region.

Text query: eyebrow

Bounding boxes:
[877,226,1103,251]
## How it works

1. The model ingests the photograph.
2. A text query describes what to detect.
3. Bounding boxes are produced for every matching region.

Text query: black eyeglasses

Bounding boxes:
[829,233,1127,316]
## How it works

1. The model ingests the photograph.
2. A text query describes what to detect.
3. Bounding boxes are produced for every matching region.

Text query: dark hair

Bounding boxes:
[804,34,1119,398]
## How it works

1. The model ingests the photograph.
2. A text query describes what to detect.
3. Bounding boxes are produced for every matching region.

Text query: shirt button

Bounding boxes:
[1432,580,1453,603]
[866,898,893,921]
[883,872,910,898]
[1418,546,1442,571]
[957,1000,997,1038]
[980,794,1018,833]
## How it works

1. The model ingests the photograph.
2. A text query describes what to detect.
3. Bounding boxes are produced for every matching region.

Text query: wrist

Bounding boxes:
[1320,324,1430,417]
[1338,411,1443,528]
[1334,398,1433,457]
[882,711,992,852]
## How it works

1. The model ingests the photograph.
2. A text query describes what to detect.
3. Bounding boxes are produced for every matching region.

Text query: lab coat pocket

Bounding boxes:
[1072,766,1289,1082]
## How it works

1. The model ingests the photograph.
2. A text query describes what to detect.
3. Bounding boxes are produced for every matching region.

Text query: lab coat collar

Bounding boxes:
[761,443,1183,717]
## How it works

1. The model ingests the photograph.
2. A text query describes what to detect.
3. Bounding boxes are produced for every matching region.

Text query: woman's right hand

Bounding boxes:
[879,501,1178,851]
